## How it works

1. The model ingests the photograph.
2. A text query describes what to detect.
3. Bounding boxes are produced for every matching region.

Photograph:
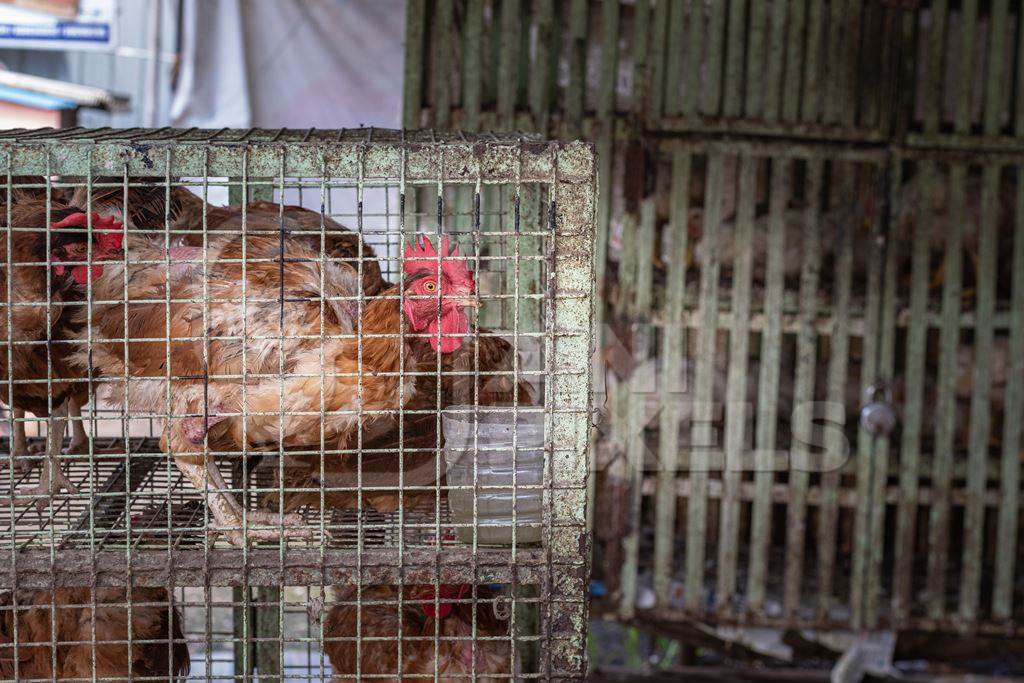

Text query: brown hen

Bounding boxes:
[0,587,189,682]
[324,584,510,681]
[68,229,477,545]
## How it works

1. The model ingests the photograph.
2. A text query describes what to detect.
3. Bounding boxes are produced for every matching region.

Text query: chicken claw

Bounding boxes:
[209,518,315,548]
[13,458,79,511]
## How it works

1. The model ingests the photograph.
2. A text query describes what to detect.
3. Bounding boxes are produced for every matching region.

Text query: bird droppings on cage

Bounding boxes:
[0,129,596,680]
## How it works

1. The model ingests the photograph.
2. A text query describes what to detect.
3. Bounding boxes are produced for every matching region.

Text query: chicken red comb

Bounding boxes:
[403,234,473,289]
[52,211,125,251]
[416,584,470,620]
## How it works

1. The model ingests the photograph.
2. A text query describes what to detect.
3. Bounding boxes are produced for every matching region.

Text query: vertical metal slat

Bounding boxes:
[816,161,856,620]
[959,162,999,623]
[783,158,822,618]
[402,0,427,128]
[761,0,788,123]
[685,152,724,611]
[716,155,755,613]
[926,163,965,621]
[433,0,455,129]
[654,149,691,609]
[747,156,788,614]
[993,166,1024,620]
[892,160,934,624]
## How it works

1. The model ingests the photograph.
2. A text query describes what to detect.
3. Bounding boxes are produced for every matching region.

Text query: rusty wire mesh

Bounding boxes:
[0,128,595,681]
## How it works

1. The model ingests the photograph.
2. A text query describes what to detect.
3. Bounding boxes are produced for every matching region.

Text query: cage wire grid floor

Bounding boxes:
[0,435,530,553]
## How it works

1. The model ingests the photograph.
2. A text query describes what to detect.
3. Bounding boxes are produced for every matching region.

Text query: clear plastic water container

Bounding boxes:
[442,405,545,545]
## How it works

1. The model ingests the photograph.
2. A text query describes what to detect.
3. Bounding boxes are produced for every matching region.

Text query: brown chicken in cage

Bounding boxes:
[65,225,479,545]
[0,197,123,501]
[0,587,189,681]
[271,331,536,515]
[198,200,388,296]
[324,584,510,681]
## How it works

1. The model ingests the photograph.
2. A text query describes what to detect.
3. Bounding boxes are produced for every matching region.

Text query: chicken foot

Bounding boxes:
[5,408,35,473]
[175,458,312,547]
[12,400,79,510]
[63,396,90,455]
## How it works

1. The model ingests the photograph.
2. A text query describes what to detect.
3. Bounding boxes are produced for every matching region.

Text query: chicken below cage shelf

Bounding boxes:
[324,584,511,681]
[0,587,189,682]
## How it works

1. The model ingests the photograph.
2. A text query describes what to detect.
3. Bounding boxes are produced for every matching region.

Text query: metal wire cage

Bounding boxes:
[0,128,595,681]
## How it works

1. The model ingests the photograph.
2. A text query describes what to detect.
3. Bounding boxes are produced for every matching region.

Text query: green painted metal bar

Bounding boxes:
[926,163,965,621]
[747,156,788,614]
[685,152,724,612]
[823,0,845,125]
[402,0,426,128]
[487,0,503,108]
[619,196,656,619]
[743,0,767,119]
[654,150,691,609]
[1017,0,1024,138]
[593,0,620,296]
[433,0,454,129]
[892,161,934,624]
[566,0,589,138]
[517,0,532,111]
[993,169,1024,620]
[782,0,807,123]
[816,162,856,621]
[953,0,978,135]
[632,0,652,120]
[462,0,485,132]
[683,0,705,117]
[620,320,652,621]
[702,0,726,116]
[783,158,822,618]
[922,0,948,134]
[530,0,555,136]
[801,0,824,123]
[761,0,788,122]
[984,0,1009,136]
[647,0,671,124]
[633,195,656,318]
[663,0,687,117]
[723,0,747,118]
[959,162,999,623]
[850,162,888,630]
[865,158,900,629]
[716,155,755,613]
[497,0,522,131]
[841,0,863,128]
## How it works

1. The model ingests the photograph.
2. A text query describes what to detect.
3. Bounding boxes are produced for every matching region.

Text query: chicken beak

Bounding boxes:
[452,296,478,308]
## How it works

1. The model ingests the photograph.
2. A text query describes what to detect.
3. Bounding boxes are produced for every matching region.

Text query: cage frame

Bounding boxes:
[0,127,596,680]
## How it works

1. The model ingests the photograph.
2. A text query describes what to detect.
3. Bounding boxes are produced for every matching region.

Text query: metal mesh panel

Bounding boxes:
[0,128,595,680]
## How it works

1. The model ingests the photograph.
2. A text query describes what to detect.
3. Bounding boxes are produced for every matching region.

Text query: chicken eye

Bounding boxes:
[424,281,437,292]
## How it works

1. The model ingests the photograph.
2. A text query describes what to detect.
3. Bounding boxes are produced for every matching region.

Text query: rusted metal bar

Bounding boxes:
[892,160,933,624]
[959,162,999,623]
[685,151,724,611]
[926,163,966,621]
[653,149,690,609]
[993,165,1024,621]
[783,158,822,618]
[716,155,755,615]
